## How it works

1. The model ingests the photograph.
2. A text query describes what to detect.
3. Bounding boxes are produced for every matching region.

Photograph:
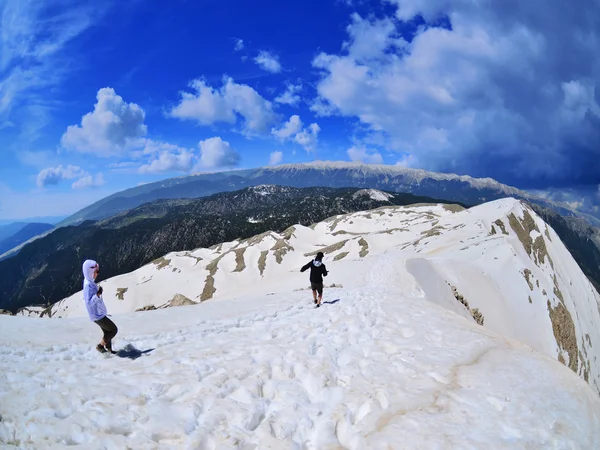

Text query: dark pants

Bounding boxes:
[311,282,324,295]
[95,316,118,349]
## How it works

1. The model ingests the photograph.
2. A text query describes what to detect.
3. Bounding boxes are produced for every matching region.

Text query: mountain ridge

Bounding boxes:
[0,187,461,313]
[58,161,579,227]
[35,197,600,396]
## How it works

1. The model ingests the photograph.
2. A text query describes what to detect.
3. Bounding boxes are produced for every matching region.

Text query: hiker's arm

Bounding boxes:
[323,265,328,276]
[301,262,310,272]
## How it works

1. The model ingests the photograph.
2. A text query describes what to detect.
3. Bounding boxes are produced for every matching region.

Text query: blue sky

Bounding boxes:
[1,0,599,221]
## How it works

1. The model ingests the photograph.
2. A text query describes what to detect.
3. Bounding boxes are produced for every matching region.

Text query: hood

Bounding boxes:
[82,259,98,283]
[313,260,322,267]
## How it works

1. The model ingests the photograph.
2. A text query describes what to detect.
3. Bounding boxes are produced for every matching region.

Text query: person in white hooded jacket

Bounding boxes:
[82,259,118,354]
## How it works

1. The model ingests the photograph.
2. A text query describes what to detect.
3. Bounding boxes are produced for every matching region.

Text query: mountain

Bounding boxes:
[0,222,54,256]
[55,161,600,294]
[530,204,600,294]
[60,161,578,226]
[0,223,28,242]
[44,197,600,395]
[5,198,599,449]
[0,187,461,313]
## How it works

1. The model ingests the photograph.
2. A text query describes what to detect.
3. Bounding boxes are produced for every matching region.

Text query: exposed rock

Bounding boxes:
[116,288,128,301]
[233,248,246,272]
[334,252,349,261]
[258,250,268,276]
[271,239,294,264]
[305,240,348,257]
[168,294,196,308]
[449,283,485,326]
[442,204,465,213]
[547,299,579,373]
[152,257,171,270]
[358,238,369,257]
[523,269,534,291]
[136,305,157,312]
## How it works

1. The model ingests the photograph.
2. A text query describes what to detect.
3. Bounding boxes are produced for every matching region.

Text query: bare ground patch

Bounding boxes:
[282,226,296,240]
[449,284,485,325]
[547,299,579,373]
[152,257,171,270]
[442,204,465,213]
[183,253,203,266]
[116,288,128,301]
[508,209,548,268]
[358,238,369,257]
[545,225,552,241]
[493,219,509,235]
[271,239,294,264]
[334,252,349,261]
[258,250,268,276]
[243,231,273,246]
[522,269,534,291]
[305,240,348,257]
[412,225,445,247]
[533,235,553,268]
[200,255,224,301]
[168,294,196,307]
[233,248,246,272]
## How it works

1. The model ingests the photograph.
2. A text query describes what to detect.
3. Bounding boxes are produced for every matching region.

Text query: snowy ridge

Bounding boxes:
[266,161,529,196]
[3,198,600,447]
[39,198,600,392]
[352,188,394,202]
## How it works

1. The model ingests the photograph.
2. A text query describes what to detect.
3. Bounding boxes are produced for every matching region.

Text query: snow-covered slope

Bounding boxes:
[43,198,600,393]
[4,197,600,447]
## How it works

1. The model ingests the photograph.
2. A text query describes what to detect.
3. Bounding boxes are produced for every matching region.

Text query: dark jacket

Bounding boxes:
[301,259,328,283]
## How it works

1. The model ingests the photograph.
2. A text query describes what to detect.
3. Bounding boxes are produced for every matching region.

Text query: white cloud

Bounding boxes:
[169,77,278,135]
[72,173,105,189]
[36,164,105,189]
[271,115,320,152]
[272,115,303,141]
[269,151,283,165]
[254,51,282,73]
[139,147,196,174]
[347,146,383,164]
[61,87,147,156]
[275,83,302,106]
[312,2,600,189]
[234,38,244,52]
[36,165,85,187]
[197,137,240,169]
[396,153,417,168]
[0,0,109,133]
[294,123,320,153]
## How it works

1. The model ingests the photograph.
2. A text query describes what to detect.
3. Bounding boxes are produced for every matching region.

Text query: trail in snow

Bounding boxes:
[1,254,599,449]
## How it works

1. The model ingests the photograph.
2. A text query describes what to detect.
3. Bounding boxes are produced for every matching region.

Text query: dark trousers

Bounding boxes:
[95,316,118,349]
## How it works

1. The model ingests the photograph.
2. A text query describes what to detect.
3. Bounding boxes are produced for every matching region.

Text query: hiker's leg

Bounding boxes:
[95,317,118,350]
[317,284,324,305]
[103,318,118,350]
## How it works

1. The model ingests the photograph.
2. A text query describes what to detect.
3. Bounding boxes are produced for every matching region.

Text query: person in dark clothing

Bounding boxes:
[301,251,328,307]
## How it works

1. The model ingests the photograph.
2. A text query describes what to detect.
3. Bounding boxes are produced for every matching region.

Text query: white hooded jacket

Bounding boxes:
[82,259,107,321]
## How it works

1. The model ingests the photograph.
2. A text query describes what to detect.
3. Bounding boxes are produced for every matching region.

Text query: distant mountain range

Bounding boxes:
[51,161,600,294]
[0,186,461,313]
[59,161,584,226]
[0,223,54,256]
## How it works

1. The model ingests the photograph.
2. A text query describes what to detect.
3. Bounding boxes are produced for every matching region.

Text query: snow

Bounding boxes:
[3,197,600,447]
[353,188,394,202]
[269,160,530,197]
